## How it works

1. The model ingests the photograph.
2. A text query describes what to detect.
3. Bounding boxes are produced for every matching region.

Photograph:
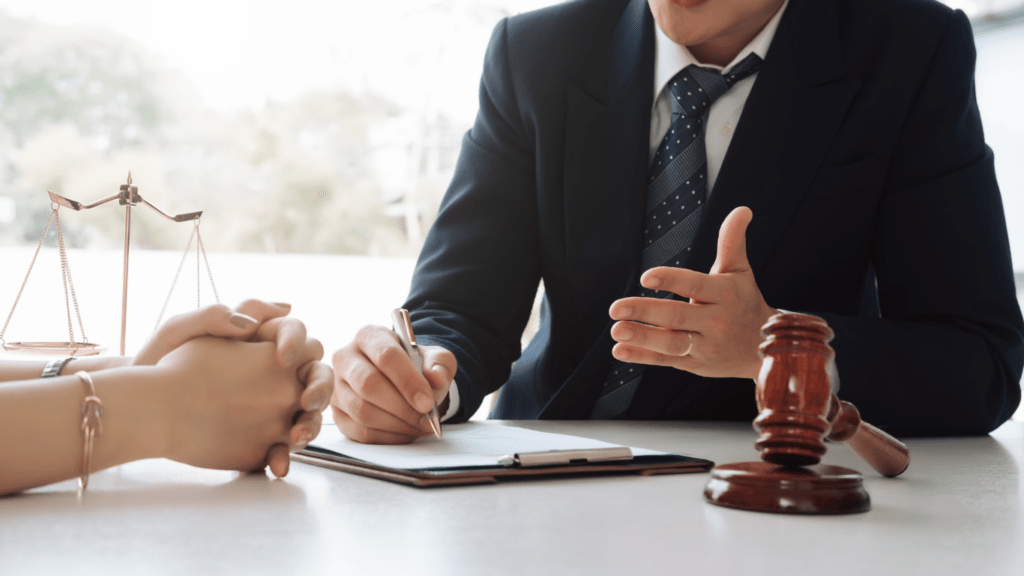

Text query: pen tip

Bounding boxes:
[430,416,442,439]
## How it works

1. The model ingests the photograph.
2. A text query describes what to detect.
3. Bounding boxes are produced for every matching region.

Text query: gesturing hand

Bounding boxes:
[608,206,779,380]
[331,325,456,444]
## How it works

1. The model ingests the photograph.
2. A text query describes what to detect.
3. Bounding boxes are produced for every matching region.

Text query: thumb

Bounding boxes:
[265,443,291,478]
[421,345,457,398]
[135,305,260,366]
[711,206,753,275]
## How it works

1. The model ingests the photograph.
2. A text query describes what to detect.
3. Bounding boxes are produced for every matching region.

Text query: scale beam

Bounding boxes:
[7,172,211,356]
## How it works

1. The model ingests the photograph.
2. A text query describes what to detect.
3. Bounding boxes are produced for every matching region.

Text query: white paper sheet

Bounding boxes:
[308,422,666,470]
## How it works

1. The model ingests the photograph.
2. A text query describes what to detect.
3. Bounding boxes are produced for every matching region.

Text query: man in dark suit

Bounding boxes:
[329,0,1024,443]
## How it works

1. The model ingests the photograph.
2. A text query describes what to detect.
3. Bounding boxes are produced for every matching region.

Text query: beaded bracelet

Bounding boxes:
[74,371,104,490]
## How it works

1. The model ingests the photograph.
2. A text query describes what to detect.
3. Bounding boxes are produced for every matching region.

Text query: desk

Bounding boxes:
[2,421,1021,575]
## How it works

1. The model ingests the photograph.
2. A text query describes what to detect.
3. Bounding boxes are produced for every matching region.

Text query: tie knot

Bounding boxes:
[667,52,763,118]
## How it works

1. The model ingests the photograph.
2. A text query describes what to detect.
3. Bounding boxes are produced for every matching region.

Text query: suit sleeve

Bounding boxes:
[403,19,542,421]
[820,10,1023,435]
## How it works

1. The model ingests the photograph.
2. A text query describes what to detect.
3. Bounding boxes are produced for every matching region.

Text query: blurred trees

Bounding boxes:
[0,10,410,255]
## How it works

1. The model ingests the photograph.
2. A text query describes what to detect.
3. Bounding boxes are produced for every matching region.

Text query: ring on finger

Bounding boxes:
[681,332,694,356]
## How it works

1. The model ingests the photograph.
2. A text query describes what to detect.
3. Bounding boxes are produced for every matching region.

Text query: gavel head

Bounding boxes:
[753,313,836,467]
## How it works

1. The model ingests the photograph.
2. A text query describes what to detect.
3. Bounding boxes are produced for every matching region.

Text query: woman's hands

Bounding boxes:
[152,337,304,473]
[135,300,332,476]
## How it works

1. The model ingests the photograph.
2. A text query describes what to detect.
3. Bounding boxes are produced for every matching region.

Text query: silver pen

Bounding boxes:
[391,308,442,438]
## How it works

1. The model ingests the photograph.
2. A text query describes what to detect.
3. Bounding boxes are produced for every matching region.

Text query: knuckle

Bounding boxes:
[206,303,232,318]
[284,317,307,335]
[348,366,383,397]
[672,306,688,330]
[355,324,383,342]
[331,347,351,370]
[236,298,263,311]
[351,398,376,424]
[350,423,372,443]
[306,338,325,361]
[377,345,406,368]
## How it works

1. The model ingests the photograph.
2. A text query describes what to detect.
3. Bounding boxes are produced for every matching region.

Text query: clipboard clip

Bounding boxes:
[497,447,633,468]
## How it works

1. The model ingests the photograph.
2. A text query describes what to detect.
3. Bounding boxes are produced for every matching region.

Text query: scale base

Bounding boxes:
[704,461,870,514]
[2,342,106,356]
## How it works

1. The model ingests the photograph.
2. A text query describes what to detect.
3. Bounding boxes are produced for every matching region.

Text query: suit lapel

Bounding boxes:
[686,0,861,278]
[562,0,654,312]
[542,0,654,419]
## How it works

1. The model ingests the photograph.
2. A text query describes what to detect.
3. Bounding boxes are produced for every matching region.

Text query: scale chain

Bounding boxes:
[0,210,56,345]
[197,225,200,308]
[153,222,221,334]
[55,209,89,346]
[196,227,220,304]
[153,225,197,333]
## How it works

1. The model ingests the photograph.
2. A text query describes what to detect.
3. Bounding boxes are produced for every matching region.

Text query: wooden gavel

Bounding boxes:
[753,313,910,477]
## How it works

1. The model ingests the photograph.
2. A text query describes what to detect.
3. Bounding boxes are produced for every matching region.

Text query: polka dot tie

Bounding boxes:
[590,53,763,419]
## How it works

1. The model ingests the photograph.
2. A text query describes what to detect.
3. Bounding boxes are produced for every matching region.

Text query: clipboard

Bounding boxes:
[292,424,714,487]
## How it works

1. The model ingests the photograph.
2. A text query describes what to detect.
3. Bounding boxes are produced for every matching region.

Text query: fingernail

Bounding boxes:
[413,392,434,413]
[613,347,631,360]
[229,313,258,329]
[292,427,310,445]
[304,428,316,443]
[305,391,325,412]
[272,302,292,310]
[616,306,633,318]
[616,326,634,341]
[645,276,661,288]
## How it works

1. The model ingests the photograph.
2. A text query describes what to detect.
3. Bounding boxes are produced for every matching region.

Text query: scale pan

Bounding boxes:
[2,342,106,356]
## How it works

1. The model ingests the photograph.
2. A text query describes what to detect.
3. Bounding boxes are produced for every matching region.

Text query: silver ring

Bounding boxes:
[681,332,694,356]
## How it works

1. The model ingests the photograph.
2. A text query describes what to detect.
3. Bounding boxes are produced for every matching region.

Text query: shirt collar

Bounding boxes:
[653,0,789,104]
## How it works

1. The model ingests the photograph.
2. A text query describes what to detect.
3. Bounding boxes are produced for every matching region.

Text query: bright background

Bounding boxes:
[1,0,1022,421]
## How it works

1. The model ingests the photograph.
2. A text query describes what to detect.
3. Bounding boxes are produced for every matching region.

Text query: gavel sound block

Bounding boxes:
[703,313,910,514]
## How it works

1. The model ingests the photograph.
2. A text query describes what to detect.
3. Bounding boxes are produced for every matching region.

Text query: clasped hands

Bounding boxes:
[133,299,332,477]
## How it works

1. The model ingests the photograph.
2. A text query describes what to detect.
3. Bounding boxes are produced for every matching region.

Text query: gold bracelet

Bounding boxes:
[74,371,104,490]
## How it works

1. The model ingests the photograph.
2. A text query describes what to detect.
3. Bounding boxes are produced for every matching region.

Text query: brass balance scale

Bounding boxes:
[0,173,219,356]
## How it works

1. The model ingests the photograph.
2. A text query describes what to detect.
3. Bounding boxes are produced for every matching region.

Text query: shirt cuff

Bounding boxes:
[441,380,461,422]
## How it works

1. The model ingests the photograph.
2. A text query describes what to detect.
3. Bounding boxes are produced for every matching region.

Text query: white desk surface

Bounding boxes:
[2,420,1022,576]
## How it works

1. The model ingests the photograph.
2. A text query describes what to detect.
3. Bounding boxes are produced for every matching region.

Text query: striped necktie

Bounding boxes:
[590,53,763,419]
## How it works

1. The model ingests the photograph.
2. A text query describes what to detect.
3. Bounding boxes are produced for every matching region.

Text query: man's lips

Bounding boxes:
[670,0,711,8]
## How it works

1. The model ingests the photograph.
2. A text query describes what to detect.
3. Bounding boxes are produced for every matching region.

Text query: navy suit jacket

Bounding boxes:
[404,0,1024,435]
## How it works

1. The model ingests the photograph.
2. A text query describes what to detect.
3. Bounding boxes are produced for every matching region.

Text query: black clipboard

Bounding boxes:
[292,444,713,487]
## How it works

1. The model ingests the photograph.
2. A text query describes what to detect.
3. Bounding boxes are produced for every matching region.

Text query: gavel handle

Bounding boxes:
[827,397,910,477]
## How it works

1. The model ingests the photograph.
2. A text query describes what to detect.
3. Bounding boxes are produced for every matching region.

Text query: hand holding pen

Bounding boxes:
[391,308,442,438]
[329,309,457,444]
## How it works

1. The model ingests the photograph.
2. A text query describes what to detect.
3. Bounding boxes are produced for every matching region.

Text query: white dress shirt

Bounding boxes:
[649,0,789,192]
